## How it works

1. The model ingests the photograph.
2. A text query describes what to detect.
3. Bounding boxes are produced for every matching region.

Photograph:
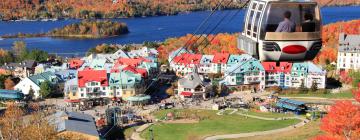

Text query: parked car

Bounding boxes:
[230,103,249,109]
[159,103,174,109]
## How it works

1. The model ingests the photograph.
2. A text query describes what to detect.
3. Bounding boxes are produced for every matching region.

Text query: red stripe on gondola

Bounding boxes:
[282,45,307,54]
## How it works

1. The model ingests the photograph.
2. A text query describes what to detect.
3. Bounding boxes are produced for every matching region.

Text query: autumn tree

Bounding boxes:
[0,103,58,140]
[314,87,360,140]
[4,77,15,90]
[0,103,25,140]
[315,101,360,140]
[12,41,27,60]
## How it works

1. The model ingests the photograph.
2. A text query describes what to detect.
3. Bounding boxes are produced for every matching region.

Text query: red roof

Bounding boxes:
[117,58,144,67]
[262,62,292,73]
[180,92,192,97]
[213,53,230,64]
[78,69,108,88]
[173,53,202,65]
[64,99,81,103]
[123,66,148,77]
[69,59,84,69]
[188,54,202,64]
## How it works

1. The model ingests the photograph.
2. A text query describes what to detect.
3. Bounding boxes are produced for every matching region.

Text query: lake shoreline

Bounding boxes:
[2,5,359,22]
[0,7,358,55]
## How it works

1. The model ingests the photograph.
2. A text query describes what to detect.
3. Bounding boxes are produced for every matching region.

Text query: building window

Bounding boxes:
[81,94,84,97]
[103,87,106,90]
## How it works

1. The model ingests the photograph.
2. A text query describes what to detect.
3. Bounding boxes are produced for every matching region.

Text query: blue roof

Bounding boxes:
[225,59,264,75]
[28,71,61,86]
[292,62,325,74]
[200,55,214,64]
[0,89,24,100]
[50,111,99,137]
[227,54,253,65]
[279,98,305,105]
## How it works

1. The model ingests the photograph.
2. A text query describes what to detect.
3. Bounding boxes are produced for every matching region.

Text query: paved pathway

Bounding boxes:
[204,111,307,140]
[131,123,153,140]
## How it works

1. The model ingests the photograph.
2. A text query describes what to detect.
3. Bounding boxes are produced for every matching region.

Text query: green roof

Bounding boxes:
[89,58,106,70]
[124,95,150,102]
[109,71,142,87]
[29,71,60,86]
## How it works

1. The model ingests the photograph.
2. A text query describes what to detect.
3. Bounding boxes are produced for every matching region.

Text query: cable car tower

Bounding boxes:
[239,0,322,62]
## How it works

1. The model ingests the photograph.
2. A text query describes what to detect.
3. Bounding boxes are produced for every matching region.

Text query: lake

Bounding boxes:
[0,6,359,56]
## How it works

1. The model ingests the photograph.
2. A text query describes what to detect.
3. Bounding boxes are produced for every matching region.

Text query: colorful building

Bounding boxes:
[262,62,292,88]
[14,71,61,99]
[337,33,360,71]
[177,72,211,100]
[291,62,326,89]
[222,59,265,91]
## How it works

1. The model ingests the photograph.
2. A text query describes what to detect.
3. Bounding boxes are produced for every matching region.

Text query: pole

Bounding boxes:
[149,128,154,140]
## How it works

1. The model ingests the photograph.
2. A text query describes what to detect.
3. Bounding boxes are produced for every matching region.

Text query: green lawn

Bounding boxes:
[232,120,323,140]
[279,90,354,99]
[141,109,300,140]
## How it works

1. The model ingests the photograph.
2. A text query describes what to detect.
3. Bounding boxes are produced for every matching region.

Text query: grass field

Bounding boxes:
[232,120,323,140]
[279,90,353,99]
[141,109,300,140]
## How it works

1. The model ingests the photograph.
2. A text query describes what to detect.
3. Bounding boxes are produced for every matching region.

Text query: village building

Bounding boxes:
[77,69,110,99]
[212,53,230,74]
[337,33,360,71]
[221,59,265,91]
[50,111,99,140]
[14,71,62,99]
[127,47,158,58]
[262,62,292,88]
[198,55,214,74]
[226,54,253,69]
[0,60,36,78]
[177,72,211,100]
[291,62,326,89]
[68,58,85,69]
[63,47,157,105]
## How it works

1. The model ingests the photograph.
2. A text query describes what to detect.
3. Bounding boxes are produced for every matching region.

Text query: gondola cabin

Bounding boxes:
[238,0,322,62]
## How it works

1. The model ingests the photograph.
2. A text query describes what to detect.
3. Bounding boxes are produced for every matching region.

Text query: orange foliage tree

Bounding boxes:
[314,19,360,65]
[157,33,242,64]
[314,88,360,140]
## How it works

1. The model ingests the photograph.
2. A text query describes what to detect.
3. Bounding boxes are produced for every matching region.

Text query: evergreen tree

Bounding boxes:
[300,79,308,93]
[27,88,35,100]
[311,81,318,92]
[39,81,52,99]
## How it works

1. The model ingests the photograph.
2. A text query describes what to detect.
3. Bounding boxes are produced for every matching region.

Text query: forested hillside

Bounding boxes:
[0,0,242,20]
[313,19,360,65]
[2,0,356,20]
[155,19,360,65]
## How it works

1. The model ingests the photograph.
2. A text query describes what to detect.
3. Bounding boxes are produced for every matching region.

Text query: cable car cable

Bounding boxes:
[187,0,245,54]
[197,0,251,53]
[141,0,231,94]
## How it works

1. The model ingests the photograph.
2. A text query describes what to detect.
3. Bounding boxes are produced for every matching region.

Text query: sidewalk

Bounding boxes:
[131,123,153,140]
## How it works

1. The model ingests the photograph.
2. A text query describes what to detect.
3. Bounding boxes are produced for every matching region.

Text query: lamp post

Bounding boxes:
[149,128,154,140]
